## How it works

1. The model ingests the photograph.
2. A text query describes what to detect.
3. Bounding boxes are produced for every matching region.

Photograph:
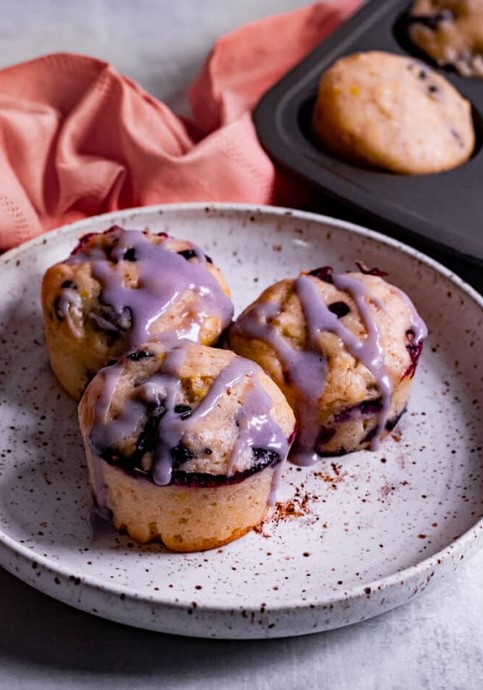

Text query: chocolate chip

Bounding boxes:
[174,404,192,419]
[60,280,77,289]
[127,349,154,362]
[170,443,195,468]
[328,301,350,318]
[133,404,166,462]
[177,249,198,261]
[123,248,137,262]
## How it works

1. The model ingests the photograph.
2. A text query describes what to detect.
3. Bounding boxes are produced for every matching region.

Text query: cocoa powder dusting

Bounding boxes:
[254,482,319,537]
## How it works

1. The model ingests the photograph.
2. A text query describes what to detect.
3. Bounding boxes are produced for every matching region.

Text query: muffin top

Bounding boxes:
[43,225,233,350]
[79,342,296,486]
[408,0,483,77]
[312,50,474,173]
[228,266,428,461]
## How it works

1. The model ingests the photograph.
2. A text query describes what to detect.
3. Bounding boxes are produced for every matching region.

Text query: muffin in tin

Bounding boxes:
[41,226,233,399]
[311,50,475,174]
[228,265,428,463]
[408,0,483,77]
[78,342,296,551]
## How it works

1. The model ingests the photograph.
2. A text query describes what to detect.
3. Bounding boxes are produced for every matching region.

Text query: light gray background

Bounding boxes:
[1,1,483,688]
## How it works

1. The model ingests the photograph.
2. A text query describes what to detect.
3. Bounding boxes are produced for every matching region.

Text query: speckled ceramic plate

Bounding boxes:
[0,203,482,639]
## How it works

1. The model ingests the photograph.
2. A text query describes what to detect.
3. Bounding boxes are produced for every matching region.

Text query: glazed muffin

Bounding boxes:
[42,226,233,399]
[311,51,474,174]
[78,342,296,551]
[228,265,428,463]
[408,0,483,77]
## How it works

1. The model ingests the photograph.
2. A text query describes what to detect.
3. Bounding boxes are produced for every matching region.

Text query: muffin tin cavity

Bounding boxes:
[253,0,483,266]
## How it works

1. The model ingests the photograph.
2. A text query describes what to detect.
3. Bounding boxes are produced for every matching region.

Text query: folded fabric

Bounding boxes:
[0,0,361,250]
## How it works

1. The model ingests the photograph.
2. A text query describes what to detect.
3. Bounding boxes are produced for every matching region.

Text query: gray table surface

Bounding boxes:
[1,2,483,688]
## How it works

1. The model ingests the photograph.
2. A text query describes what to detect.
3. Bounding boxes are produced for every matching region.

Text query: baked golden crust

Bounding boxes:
[312,51,474,174]
[78,342,295,551]
[41,227,233,399]
[408,0,483,77]
[228,269,426,458]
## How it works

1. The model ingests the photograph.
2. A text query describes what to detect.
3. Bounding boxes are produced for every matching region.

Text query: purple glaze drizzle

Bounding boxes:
[62,226,233,347]
[327,272,392,451]
[232,268,427,465]
[87,348,292,516]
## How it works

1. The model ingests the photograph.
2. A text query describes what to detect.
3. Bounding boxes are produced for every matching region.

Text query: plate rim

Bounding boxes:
[2,201,482,307]
[1,201,482,629]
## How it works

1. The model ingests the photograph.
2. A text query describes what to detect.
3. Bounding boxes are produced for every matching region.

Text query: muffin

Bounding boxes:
[42,226,233,399]
[311,50,475,174]
[78,342,296,551]
[228,265,428,463]
[408,0,483,77]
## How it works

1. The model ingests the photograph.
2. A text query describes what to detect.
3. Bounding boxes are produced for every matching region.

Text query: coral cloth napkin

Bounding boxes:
[0,0,361,250]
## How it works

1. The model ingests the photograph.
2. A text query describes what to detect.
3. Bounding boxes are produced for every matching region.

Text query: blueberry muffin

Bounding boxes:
[42,226,233,400]
[228,265,428,463]
[78,342,296,551]
[312,51,474,174]
[408,0,483,77]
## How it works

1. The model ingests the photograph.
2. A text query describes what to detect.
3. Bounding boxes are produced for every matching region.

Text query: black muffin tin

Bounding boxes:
[254,0,483,288]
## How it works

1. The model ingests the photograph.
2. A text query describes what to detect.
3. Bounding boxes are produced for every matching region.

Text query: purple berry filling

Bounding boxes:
[177,249,213,264]
[316,407,407,456]
[71,231,99,256]
[127,349,154,362]
[101,443,281,488]
[315,399,383,451]
[168,453,279,488]
[316,427,336,446]
[404,329,424,378]
[166,447,280,487]
[407,10,453,31]
[95,396,284,486]
[170,443,195,469]
[70,226,169,259]
[90,304,133,333]
[122,247,137,262]
[332,398,383,424]
[308,266,334,284]
[354,262,387,277]
[177,249,199,261]
[60,279,77,289]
